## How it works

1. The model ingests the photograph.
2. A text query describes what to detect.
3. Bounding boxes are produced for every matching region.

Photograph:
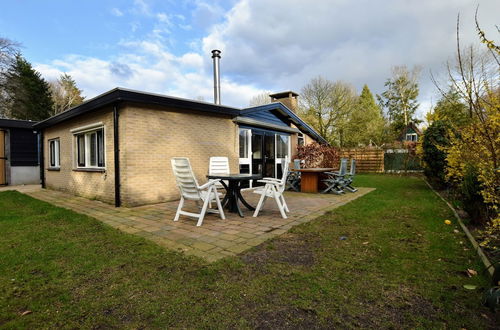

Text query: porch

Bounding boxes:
[25,187,374,262]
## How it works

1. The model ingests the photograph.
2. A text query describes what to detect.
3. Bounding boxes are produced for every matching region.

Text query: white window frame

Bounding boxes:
[275,134,290,176]
[48,138,60,169]
[72,125,106,169]
[405,133,417,142]
[297,132,304,146]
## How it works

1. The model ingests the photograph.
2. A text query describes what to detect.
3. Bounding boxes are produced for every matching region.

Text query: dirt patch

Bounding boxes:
[240,232,320,267]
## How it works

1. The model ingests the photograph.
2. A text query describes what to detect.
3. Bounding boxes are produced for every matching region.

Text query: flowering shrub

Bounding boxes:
[296,142,339,168]
[445,90,499,249]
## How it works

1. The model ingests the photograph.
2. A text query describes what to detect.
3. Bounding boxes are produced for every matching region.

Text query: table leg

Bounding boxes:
[220,181,230,208]
[227,181,244,217]
[236,184,255,211]
[300,172,319,193]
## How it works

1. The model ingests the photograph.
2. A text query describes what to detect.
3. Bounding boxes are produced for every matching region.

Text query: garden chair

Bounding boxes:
[171,157,225,226]
[253,157,290,219]
[209,156,230,189]
[286,159,302,192]
[343,158,358,192]
[321,158,348,194]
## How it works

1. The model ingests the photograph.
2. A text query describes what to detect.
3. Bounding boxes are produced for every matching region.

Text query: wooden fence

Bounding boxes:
[339,148,384,173]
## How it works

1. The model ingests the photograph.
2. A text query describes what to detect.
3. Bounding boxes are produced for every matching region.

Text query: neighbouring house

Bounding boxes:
[0,119,40,186]
[398,122,422,142]
[33,88,326,207]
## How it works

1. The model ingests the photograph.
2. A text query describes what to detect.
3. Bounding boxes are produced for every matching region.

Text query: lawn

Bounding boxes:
[0,175,496,328]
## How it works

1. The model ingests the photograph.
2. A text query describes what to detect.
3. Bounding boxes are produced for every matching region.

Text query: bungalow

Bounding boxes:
[34,88,326,207]
[0,119,39,186]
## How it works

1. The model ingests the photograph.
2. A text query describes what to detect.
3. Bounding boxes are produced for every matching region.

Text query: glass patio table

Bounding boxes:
[206,173,262,217]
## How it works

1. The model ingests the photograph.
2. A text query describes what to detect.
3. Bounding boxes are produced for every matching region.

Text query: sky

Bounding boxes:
[1,0,498,119]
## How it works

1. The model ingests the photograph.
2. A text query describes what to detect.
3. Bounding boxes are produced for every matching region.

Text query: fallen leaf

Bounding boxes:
[463,284,477,290]
[466,269,478,277]
[20,310,32,316]
[453,229,459,233]
[362,241,369,245]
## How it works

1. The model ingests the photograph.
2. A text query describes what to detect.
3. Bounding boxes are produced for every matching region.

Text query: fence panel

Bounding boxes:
[339,148,384,173]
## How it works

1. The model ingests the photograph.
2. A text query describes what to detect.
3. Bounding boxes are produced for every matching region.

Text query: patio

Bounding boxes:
[23,187,374,262]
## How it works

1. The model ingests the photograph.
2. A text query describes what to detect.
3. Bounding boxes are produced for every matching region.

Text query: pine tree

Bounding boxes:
[426,87,470,127]
[4,55,53,120]
[353,85,387,146]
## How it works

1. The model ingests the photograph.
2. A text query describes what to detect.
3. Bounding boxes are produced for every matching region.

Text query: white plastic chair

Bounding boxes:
[252,157,290,219]
[209,156,230,188]
[171,157,225,226]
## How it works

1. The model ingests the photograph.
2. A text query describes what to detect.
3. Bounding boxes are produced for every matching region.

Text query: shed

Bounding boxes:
[0,119,40,186]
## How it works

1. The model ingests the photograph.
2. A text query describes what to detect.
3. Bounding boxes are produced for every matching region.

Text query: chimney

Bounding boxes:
[211,49,221,105]
[269,91,299,113]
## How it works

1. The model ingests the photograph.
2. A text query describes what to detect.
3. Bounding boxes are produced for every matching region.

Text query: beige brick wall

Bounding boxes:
[44,108,115,204]
[120,103,239,206]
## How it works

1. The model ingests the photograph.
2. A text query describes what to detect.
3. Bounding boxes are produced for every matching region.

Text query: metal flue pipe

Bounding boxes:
[211,49,221,105]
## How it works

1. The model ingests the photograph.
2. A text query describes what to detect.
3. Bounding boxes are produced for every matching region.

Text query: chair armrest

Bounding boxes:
[261,177,281,182]
[257,179,282,185]
[199,179,220,190]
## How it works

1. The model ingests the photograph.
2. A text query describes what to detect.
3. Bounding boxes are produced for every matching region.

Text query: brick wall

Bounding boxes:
[44,108,116,204]
[120,103,239,206]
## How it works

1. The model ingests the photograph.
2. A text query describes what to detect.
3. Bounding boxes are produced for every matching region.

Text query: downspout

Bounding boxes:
[39,130,45,188]
[113,104,121,207]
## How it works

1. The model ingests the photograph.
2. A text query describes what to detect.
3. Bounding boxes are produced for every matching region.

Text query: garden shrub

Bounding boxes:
[421,120,452,188]
[296,142,339,168]
[460,164,489,225]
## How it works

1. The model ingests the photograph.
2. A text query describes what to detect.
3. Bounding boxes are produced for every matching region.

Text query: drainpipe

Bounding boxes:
[39,130,45,188]
[211,49,221,105]
[113,104,121,207]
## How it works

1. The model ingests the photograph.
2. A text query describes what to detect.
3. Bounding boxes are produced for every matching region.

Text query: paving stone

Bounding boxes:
[24,187,375,263]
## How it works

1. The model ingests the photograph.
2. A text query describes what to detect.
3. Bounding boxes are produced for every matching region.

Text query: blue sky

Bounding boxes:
[1,0,498,117]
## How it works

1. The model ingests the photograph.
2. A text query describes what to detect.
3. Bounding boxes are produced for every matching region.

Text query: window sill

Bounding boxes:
[47,167,60,171]
[72,168,106,173]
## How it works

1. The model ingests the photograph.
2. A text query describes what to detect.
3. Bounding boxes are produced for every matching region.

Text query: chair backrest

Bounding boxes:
[349,159,356,176]
[171,157,201,200]
[293,159,301,170]
[339,158,348,176]
[209,157,230,176]
[276,157,290,193]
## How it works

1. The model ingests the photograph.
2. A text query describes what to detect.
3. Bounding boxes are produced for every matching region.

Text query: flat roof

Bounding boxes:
[0,118,38,129]
[34,87,240,129]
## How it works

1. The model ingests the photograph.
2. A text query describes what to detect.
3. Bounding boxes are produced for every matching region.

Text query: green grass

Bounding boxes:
[0,175,496,328]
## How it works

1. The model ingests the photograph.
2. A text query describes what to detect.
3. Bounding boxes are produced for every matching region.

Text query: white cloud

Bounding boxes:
[110,8,123,17]
[34,0,500,114]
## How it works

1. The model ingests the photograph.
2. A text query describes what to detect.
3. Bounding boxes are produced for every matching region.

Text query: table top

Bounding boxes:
[292,168,336,173]
[207,173,262,180]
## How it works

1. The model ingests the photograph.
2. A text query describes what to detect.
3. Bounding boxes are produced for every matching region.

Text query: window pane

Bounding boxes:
[298,133,304,146]
[49,141,55,167]
[97,129,104,167]
[239,129,248,158]
[276,134,288,158]
[77,135,85,167]
[89,132,97,166]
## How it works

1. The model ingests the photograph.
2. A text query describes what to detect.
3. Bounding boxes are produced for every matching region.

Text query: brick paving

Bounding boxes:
[21,187,374,262]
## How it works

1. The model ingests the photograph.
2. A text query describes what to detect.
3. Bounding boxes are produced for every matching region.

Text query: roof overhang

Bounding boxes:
[0,119,38,129]
[233,116,301,134]
[241,103,328,144]
[34,88,240,129]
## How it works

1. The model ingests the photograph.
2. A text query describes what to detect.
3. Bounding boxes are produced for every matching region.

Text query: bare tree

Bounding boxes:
[49,73,85,115]
[299,76,357,146]
[249,91,271,106]
[0,37,21,117]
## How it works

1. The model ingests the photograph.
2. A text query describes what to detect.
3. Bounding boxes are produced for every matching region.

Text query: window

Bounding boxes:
[239,128,250,158]
[405,133,417,142]
[276,134,289,158]
[74,128,105,168]
[49,138,60,168]
[297,133,304,146]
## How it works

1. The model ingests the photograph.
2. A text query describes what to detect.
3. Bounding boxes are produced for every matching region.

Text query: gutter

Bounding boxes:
[113,103,121,207]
